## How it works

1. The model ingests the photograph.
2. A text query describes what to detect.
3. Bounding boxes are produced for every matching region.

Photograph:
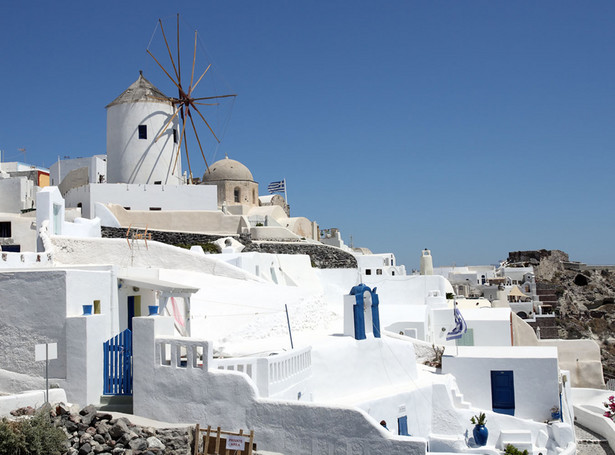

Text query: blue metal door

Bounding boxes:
[103,329,133,395]
[397,416,409,436]
[491,370,515,415]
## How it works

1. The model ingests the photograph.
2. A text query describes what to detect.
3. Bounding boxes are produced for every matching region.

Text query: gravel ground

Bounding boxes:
[576,423,614,455]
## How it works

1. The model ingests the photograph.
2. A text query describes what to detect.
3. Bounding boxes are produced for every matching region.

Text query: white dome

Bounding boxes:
[203,157,254,182]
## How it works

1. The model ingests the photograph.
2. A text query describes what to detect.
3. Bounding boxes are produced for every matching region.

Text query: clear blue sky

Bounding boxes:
[1,1,614,270]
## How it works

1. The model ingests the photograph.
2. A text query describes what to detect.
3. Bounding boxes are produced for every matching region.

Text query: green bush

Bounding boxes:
[0,411,67,455]
[174,242,219,254]
[504,444,529,455]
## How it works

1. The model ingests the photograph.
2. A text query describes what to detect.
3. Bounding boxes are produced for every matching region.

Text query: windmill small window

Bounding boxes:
[173,128,178,144]
[138,125,147,140]
[234,187,240,203]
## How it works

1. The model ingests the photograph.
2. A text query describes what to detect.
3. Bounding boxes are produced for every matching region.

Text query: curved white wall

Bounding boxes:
[107,102,181,184]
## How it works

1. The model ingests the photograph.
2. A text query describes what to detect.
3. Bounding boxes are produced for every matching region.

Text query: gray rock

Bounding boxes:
[109,419,131,440]
[128,438,148,451]
[146,436,165,450]
[78,442,92,455]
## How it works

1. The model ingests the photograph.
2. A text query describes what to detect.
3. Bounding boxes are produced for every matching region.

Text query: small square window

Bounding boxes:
[138,125,147,139]
[0,222,11,238]
[376,269,383,275]
[365,269,372,275]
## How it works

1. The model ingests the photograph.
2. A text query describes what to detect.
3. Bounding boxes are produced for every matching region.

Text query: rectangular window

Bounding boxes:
[123,207,131,210]
[173,129,178,143]
[0,222,11,238]
[365,269,372,275]
[138,125,147,140]
[93,300,101,314]
[149,207,162,211]
[456,328,474,346]
[376,269,383,275]
[154,181,162,185]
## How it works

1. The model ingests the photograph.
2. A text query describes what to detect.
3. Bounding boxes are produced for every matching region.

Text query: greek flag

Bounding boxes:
[268,180,285,193]
[446,307,467,341]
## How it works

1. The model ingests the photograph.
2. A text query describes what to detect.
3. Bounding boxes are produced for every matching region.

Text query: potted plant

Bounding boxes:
[471,412,488,446]
[550,406,560,420]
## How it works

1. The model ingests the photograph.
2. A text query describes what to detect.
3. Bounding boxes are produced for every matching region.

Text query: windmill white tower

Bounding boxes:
[106,71,183,185]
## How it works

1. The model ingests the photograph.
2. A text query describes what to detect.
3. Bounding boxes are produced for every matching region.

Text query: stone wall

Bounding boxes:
[243,242,358,269]
[101,227,357,269]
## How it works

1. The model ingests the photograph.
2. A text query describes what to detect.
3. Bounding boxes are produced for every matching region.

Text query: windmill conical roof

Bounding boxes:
[106,72,172,108]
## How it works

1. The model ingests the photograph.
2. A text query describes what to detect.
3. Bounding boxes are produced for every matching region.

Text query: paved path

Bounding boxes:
[576,423,613,455]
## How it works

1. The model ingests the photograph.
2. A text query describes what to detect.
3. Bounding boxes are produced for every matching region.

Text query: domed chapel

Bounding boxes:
[201,156,259,210]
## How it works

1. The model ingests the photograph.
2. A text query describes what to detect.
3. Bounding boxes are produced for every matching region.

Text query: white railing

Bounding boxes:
[212,346,312,398]
[155,337,210,371]
[214,356,258,379]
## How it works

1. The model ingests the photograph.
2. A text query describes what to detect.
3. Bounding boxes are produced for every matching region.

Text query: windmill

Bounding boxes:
[146,14,236,184]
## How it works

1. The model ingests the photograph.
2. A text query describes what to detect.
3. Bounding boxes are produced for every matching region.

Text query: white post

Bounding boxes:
[283,178,288,206]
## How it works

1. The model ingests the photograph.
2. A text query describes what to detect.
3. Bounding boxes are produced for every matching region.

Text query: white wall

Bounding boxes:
[36,187,101,251]
[462,308,512,346]
[65,183,218,219]
[0,177,35,213]
[0,389,67,417]
[442,346,560,421]
[360,274,451,307]
[0,212,38,252]
[101,204,246,235]
[0,267,116,403]
[132,316,428,455]
[66,314,109,405]
[49,155,107,186]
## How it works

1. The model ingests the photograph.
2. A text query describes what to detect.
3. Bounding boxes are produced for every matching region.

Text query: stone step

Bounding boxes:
[98,395,133,414]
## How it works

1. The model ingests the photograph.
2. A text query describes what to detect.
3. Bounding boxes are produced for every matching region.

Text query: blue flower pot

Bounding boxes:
[551,411,560,420]
[148,305,159,316]
[473,425,488,446]
[82,305,93,315]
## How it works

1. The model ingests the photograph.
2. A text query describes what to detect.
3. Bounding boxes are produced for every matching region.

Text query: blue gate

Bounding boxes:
[103,329,132,395]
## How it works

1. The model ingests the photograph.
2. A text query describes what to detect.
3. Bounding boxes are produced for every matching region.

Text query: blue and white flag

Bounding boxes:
[268,180,285,193]
[446,306,468,341]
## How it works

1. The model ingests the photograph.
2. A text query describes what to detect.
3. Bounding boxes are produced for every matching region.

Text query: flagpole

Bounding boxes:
[284,178,288,206]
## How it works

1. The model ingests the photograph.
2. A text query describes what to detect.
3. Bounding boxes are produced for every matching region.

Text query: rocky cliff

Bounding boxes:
[508,250,615,380]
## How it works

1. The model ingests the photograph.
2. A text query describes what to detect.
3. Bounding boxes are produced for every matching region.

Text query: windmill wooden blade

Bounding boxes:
[147,50,183,92]
[188,110,209,170]
[172,106,188,174]
[190,64,211,95]
[154,108,181,143]
[176,14,182,88]
[183,106,194,183]
[193,102,220,106]
[158,19,180,82]
[192,94,237,101]
[190,102,221,143]
[190,30,197,93]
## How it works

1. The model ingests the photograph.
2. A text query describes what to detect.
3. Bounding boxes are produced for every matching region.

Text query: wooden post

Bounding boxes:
[204,425,211,455]
[247,430,254,455]
[214,426,221,455]
[193,424,200,455]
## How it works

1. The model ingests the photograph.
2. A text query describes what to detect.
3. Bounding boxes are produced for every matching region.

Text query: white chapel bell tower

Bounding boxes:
[106,71,182,185]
